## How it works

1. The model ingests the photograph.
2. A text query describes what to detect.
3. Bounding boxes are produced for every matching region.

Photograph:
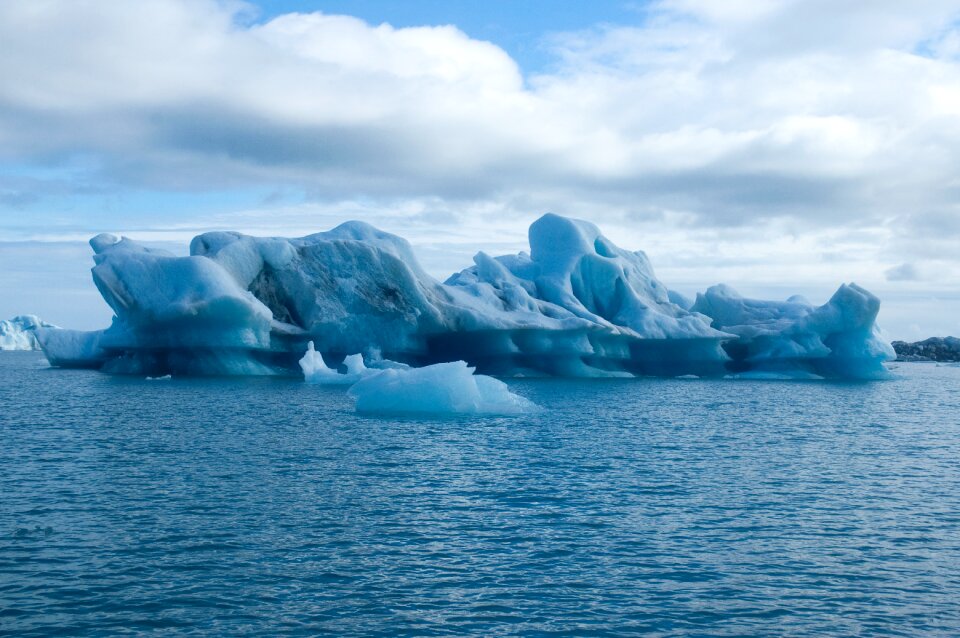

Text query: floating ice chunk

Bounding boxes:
[146,374,172,381]
[300,341,352,384]
[299,341,379,385]
[342,353,368,376]
[348,360,539,415]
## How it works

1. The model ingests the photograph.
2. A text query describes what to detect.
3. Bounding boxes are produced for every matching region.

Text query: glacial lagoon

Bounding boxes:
[3,352,959,636]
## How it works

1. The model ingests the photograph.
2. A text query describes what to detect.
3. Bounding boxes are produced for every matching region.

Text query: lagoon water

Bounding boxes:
[2,351,960,636]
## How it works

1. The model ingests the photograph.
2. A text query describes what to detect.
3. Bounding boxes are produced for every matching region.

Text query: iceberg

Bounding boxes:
[348,360,539,415]
[46,213,893,379]
[0,315,57,351]
[299,341,381,385]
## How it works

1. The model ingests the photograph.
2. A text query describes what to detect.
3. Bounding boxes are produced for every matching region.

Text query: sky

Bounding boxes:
[1,0,960,339]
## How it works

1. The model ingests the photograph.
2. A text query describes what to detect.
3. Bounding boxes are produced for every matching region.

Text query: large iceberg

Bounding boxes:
[38,213,894,379]
[348,361,539,415]
[0,315,57,351]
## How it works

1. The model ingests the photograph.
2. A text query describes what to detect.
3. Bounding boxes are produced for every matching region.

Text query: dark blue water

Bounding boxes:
[2,352,959,636]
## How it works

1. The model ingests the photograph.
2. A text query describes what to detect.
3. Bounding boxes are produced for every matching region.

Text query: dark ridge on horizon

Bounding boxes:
[892,336,960,362]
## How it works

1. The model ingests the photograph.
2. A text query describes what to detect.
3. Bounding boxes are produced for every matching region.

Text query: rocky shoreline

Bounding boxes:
[892,337,960,362]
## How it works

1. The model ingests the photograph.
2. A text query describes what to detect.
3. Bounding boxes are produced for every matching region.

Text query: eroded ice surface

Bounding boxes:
[39,214,894,379]
[0,315,57,351]
[348,361,539,415]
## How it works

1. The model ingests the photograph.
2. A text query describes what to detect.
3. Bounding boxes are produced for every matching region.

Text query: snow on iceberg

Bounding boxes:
[50,213,893,379]
[348,360,539,415]
[0,315,57,351]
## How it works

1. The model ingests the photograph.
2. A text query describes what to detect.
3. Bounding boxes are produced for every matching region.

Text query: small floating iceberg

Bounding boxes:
[347,360,539,416]
[299,341,374,385]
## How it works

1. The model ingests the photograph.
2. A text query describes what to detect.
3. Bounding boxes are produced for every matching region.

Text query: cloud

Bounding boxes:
[2,1,958,216]
[0,0,960,204]
[885,262,920,282]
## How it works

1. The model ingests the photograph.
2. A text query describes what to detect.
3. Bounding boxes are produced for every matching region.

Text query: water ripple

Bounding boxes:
[1,353,959,636]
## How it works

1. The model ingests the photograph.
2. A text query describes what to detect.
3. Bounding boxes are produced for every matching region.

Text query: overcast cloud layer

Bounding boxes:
[1,0,959,338]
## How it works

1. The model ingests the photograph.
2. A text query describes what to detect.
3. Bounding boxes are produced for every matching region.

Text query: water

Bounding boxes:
[2,352,959,636]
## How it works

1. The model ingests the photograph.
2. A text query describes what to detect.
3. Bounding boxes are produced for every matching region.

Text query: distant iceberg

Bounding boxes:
[0,315,58,351]
[348,360,539,415]
[37,213,894,379]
